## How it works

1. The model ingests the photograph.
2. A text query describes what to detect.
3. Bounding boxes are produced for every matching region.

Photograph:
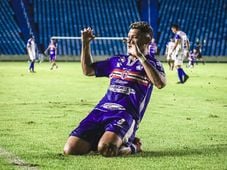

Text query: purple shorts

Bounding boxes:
[50,54,56,61]
[70,108,137,150]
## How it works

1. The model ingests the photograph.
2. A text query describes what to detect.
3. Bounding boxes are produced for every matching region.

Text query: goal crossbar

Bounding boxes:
[51,36,126,40]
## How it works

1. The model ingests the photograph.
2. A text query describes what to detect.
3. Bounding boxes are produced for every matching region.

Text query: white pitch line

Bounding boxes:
[0,147,38,170]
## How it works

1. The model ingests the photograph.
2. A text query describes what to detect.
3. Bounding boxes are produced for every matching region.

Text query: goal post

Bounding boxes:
[50,36,127,60]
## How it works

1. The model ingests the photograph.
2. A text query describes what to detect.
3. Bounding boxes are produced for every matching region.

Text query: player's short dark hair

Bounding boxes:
[171,24,179,30]
[129,21,153,38]
[30,34,34,39]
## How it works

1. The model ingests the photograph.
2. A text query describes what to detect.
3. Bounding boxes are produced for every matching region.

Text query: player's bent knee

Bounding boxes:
[63,143,79,155]
[98,143,119,157]
[63,143,89,155]
[63,144,73,155]
[63,136,91,155]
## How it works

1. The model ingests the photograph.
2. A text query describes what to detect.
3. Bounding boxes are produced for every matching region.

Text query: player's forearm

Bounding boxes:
[140,58,166,89]
[81,42,95,76]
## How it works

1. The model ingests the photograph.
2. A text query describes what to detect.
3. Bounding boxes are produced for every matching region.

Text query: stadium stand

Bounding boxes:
[32,0,140,55]
[158,0,227,56]
[0,0,25,54]
[0,0,226,56]
[9,0,32,42]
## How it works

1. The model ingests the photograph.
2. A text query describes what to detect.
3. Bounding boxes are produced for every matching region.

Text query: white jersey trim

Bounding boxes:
[122,119,136,143]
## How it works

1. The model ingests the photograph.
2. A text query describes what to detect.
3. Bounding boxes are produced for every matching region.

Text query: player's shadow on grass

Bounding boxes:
[132,143,227,158]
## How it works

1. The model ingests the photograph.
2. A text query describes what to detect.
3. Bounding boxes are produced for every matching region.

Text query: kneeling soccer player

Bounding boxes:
[63,21,166,157]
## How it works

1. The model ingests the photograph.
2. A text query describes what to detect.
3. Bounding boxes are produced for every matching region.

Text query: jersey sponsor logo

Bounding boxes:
[114,79,128,85]
[101,103,126,110]
[108,84,135,95]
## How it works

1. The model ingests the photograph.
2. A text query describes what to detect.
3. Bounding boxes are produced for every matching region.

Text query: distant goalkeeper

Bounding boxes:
[45,39,58,70]
[63,22,166,157]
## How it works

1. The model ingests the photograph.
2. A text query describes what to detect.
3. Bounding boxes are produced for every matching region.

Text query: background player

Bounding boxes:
[170,24,189,84]
[187,50,196,68]
[149,38,158,56]
[63,22,166,157]
[45,39,58,70]
[194,41,205,65]
[27,34,36,72]
[165,38,175,70]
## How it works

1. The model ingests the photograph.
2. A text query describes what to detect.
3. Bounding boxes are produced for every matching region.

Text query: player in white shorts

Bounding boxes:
[27,35,36,72]
[170,24,189,84]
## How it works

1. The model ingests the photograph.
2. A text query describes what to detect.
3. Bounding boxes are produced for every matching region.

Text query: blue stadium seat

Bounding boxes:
[1,0,226,56]
[158,0,226,56]
[31,0,138,56]
[0,0,25,54]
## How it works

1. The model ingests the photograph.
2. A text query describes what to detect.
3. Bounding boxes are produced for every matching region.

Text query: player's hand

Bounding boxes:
[135,41,143,56]
[131,40,144,59]
[81,27,95,44]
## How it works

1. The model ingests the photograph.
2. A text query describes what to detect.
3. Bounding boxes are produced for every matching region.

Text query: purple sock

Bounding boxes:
[177,68,184,83]
[179,68,186,77]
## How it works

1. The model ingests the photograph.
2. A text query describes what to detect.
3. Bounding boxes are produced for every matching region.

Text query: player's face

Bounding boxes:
[127,29,150,55]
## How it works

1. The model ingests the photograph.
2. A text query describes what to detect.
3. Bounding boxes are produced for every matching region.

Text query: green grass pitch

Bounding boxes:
[0,62,227,170]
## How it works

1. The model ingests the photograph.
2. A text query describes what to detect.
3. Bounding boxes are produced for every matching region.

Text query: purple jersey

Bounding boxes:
[92,54,165,123]
[49,44,56,55]
[49,44,57,61]
[70,54,165,149]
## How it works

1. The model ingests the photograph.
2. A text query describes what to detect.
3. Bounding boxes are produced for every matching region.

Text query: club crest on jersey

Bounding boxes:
[121,71,129,79]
